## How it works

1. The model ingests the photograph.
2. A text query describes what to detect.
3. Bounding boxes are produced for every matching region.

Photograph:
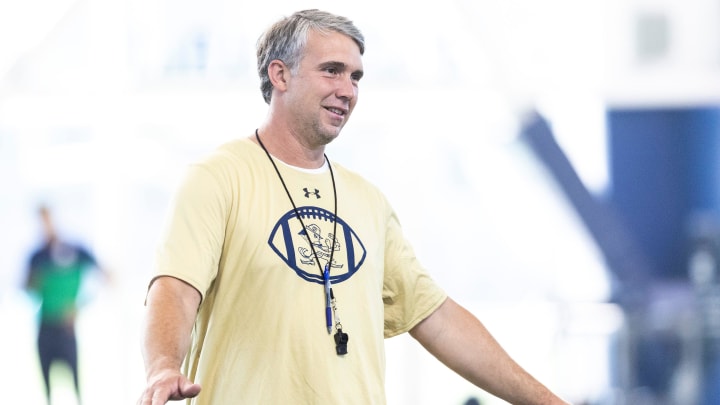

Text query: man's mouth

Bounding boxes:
[325,107,346,116]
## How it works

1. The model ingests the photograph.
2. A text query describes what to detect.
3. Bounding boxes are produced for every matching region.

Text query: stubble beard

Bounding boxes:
[309,119,344,147]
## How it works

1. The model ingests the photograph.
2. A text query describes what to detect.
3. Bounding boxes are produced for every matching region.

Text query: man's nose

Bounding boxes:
[336,75,357,101]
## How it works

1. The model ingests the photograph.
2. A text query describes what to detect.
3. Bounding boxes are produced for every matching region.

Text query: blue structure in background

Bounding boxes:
[608,106,720,405]
[521,111,653,306]
[524,107,720,403]
[608,107,720,280]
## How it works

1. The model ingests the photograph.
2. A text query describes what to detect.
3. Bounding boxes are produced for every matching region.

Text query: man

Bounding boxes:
[138,9,570,405]
[25,205,103,405]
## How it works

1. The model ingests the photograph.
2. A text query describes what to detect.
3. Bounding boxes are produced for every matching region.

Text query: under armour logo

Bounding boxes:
[303,188,321,199]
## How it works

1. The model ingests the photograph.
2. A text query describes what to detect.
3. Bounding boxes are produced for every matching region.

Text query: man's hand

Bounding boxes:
[137,369,202,405]
[139,277,202,404]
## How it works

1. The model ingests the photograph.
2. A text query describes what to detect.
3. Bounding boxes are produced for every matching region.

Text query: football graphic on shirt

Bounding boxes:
[268,206,366,284]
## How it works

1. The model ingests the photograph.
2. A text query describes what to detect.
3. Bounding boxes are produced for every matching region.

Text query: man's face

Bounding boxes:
[284,29,364,145]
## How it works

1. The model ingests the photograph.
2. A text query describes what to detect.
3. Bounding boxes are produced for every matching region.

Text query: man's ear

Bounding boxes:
[268,60,289,93]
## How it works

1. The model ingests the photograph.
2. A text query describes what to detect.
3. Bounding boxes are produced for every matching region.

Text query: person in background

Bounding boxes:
[137,9,570,405]
[24,205,106,405]
[464,396,484,405]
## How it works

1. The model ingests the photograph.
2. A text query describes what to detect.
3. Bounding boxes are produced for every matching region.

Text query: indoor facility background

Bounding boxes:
[1,0,719,404]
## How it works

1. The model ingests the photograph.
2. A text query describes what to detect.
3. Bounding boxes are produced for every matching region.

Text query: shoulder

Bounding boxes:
[29,245,50,266]
[329,161,373,187]
[72,244,97,263]
[330,161,392,206]
[199,138,259,168]
[172,137,277,206]
[183,138,268,183]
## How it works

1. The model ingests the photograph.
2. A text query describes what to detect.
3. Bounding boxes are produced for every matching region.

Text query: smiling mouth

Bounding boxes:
[325,107,346,116]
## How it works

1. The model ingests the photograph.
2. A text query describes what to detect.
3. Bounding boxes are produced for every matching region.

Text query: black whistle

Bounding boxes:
[334,329,349,355]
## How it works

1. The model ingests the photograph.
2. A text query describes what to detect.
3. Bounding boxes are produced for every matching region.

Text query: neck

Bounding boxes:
[253,125,327,169]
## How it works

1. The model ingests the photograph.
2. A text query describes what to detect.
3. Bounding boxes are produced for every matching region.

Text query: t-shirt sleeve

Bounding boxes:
[382,209,447,338]
[151,163,230,301]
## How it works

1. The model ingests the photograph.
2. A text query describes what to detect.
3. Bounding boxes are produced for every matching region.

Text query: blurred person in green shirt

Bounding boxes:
[24,205,105,405]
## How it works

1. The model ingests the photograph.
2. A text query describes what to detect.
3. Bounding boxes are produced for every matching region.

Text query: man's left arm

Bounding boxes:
[409,297,571,405]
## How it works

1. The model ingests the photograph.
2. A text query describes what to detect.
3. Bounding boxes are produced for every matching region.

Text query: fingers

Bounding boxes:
[137,375,202,405]
[137,387,173,405]
[137,387,200,405]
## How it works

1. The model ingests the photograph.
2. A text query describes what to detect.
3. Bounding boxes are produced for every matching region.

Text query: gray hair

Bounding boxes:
[256,9,365,104]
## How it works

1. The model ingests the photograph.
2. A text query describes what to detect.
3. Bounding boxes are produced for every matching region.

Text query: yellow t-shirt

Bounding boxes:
[153,137,446,404]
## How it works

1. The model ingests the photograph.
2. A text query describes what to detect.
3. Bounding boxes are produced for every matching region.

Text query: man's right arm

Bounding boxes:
[137,276,203,405]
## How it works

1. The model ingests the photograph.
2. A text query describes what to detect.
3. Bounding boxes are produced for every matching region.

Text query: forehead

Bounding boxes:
[302,29,363,68]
